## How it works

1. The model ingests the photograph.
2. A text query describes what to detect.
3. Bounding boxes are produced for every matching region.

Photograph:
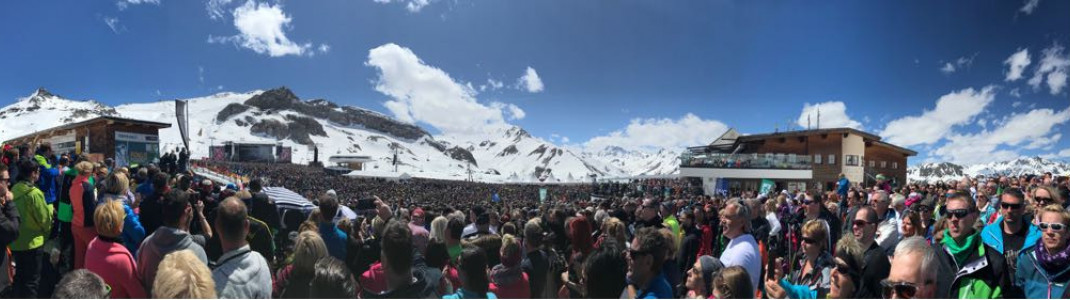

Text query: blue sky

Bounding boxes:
[1,0,1068,165]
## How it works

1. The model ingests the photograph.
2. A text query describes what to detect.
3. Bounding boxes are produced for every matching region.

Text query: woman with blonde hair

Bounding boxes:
[273,231,329,298]
[712,266,753,299]
[84,200,146,298]
[430,216,449,243]
[597,217,628,249]
[766,219,832,299]
[97,172,147,254]
[489,234,530,298]
[153,250,217,299]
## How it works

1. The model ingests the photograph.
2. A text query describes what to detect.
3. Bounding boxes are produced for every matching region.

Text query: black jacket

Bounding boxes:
[0,200,20,247]
[856,242,891,299]
[522,248,550,298]
[933,238,1012,299]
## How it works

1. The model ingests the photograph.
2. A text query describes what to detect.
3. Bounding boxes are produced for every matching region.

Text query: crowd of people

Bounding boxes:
[1,141,1070,299]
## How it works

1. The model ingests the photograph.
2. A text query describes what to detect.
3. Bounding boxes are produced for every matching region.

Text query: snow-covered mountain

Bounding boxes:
[0,87,681,183]
[908,156,1070,183]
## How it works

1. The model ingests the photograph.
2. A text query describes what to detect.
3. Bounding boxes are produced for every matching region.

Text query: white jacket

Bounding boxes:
[212,245,272,299]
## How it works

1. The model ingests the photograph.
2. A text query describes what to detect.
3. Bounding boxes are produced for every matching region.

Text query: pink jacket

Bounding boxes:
[85,237,147,299]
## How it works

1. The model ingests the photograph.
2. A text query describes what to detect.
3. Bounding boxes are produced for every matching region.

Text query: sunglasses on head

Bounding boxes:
[1000,202,1023,210]
[881,279,927,299]
[1039,222,1067,231]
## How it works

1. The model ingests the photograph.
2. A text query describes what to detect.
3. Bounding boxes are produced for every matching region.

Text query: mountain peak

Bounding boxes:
[32,87,55,99]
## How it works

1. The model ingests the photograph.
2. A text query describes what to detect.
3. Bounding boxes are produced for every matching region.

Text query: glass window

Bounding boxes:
[788,154,797,163]
[846,155,859,166]
[869,160,875,167]
[881,161,887,168]
[828,154,836,165]
[893,162,899,169]
[814,154,822,164]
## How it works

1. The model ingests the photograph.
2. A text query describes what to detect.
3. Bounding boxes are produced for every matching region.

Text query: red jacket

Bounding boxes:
[70,175,96,228]
[490,272,530,299]
[359,262,387,294]
[85,237,147,299]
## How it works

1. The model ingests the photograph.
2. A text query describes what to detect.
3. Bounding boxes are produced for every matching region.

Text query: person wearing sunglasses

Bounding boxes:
[884,237,938,299]
[624,226,672,299]
[1014,204,1070,299]
[850,206,891,299]
[765,219,832,299]
[1032,185,1064,217]
[827,233,864,299]
[980,188,1039,298]
[933,193,1009,299]
[0,163,18,272]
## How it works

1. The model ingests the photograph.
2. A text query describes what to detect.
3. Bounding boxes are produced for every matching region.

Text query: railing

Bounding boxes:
[680,153,813,170]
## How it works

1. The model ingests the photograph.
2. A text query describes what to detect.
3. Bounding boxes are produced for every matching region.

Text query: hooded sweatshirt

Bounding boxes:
[136,226,209,293]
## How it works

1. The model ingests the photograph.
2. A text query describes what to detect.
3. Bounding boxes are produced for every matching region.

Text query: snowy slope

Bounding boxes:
[908,156,1070,183]
[0,87,685,182]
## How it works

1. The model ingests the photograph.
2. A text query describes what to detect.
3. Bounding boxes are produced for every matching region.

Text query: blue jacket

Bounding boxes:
[34,154,59,204]
[836,178,849,195]
[319,222,348,261]
[981,216,1041,254]
[99,193,146,254]
[1015,246,1070,299]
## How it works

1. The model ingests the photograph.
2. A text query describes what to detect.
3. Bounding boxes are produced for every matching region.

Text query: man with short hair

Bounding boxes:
[933,194,1009,299]
[521,217,549,298]
[626,227,672,299]
[886,237,938,299]
[362,220,440,298]
[211,197,272,299]
[980,187,1036,298]
[851,206,890,299]
[318,192,347,260]
[871,191,900,253]
[717,199,760,293]
[137,190,208,294]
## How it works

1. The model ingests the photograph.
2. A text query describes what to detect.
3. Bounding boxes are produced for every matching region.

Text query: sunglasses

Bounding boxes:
[0,177,8,183]
[627,249,650,258]
[943,209,972,220]
[802,199,816,205]
[1039,222,1067,231]
[833,259,859,278]
[1035,197,1054,205]
[1000,202,1024,210]
[881,279,927,299]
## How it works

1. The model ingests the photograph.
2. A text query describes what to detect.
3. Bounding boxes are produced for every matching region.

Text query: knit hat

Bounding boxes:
[698,256,723,295]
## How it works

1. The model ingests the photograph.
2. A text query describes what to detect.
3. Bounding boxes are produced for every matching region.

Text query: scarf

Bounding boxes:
[1036,242,1070,274]
[941,230,980,267]
[448,244,463,264]
[489,263,524,286]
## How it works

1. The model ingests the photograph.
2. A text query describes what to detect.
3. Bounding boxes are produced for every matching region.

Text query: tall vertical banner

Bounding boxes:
[759,179,775,195]
[175,100,190,151]
[714,178,729,196]
[539,188,548,203]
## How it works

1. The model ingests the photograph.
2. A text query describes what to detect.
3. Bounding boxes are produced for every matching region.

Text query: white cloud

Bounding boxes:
[1028,43,1070,94]
[933,106,1070,164]
[939,53,977,75]
[880,86,997,147]
[480,79,504,92]
[155,89,162,96]
[517,67,544,93]
[103,17,121,34]
[198,66,205,84]
[490,102,526,120]
[1004,48,1031,81]
[318,44,331,54]
[1010,88,1022,98]
[1012,101,1023,108]
[940,63,956,74]
[584,114,728,152]
[374,0,434,13]
[1020,0,1041,15]
[217,85,224,90]
[117,0,159,11]
[207,0,316,57]
[796,101,862,130]
[206,0,234,20]
[366,43,523,135]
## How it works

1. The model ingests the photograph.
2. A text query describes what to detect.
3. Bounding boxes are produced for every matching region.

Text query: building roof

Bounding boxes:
[737,127,881,142]
[328,155,375,163]
[4,116,171,143]
[694,127,916,156]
